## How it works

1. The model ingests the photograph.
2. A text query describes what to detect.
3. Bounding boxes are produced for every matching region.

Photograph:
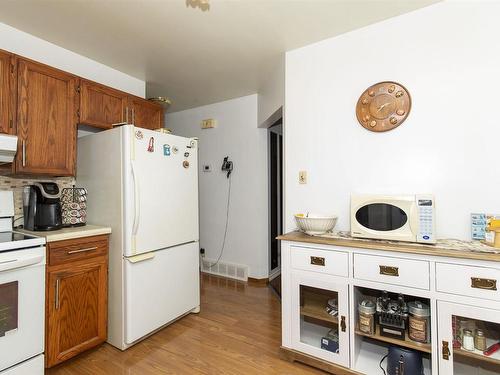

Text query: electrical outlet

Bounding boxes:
[201,119,217,129]
[299,171,307,184]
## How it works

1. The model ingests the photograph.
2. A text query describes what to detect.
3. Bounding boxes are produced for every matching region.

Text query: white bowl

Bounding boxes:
[294,213,338,235]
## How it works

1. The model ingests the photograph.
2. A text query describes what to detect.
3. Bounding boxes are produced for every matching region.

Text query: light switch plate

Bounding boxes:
[201,119,217,129]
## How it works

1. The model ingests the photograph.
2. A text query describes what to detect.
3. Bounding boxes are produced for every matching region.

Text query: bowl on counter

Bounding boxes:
[294,213,338,235]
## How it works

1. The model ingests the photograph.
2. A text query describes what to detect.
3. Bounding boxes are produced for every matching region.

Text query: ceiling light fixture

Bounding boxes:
[186,0,210,12]
[148,97,172,111]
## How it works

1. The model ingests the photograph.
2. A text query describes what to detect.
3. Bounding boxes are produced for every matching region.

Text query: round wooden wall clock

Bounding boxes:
[355,81,411,132]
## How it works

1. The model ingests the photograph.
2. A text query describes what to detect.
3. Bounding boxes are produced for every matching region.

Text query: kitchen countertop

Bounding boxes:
[19,224,111,243]
[278,231,500,262]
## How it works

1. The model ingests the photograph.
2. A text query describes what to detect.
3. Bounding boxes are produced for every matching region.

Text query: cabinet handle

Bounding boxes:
[442,340,450,360]
[9,119,13,129]
[340,316,346,332]
[379,265,399,277]
[55,279,60,310]
[471,277,497,291]
[125,106,129,124]
[310,256,325,266]
[22,140,26,167]
[67,246,98,255]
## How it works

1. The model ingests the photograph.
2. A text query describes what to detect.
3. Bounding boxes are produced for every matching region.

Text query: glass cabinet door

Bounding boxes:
[438,301,500,375]
[291,273,349,367]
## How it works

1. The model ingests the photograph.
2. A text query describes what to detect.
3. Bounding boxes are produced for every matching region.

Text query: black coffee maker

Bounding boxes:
[23,182,62,231]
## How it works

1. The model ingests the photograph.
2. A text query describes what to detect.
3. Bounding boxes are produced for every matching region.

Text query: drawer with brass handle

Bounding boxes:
[379,265,399,277]
[354,253,430,290]
[291,245,348,277]
[48,235,109,266]
[437,263,500,301]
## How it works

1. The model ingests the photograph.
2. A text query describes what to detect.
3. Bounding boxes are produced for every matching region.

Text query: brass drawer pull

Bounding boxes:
[67,246,98,255]
[310,256,325,266]
[340,316,346,332]
[379,265,399,277]
[471,277,497,291]
[442,340,450,360]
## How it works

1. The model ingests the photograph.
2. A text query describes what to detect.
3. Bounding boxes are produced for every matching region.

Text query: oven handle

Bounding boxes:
[0,255,44,272]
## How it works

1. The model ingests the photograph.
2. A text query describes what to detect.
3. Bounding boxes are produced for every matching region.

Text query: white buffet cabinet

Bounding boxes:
[280,234,500,375]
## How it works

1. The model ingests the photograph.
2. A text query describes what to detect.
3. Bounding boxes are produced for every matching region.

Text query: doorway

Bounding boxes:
[268,119,283,296]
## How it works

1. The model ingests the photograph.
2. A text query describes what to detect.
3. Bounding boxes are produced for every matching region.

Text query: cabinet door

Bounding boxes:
[290,273,350,367]
[438,301,500,375]
[46,259,107,367]
[16,59,78,176]
[0,50,15,134]
[129,96,163,130]
[79,80,128,129]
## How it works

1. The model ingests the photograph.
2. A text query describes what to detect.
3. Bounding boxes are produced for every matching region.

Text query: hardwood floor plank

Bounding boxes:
[46,274,324,375]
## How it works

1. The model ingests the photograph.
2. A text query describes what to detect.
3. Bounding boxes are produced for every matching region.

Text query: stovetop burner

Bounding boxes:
[0,231,45,252]
[0,232,38,243]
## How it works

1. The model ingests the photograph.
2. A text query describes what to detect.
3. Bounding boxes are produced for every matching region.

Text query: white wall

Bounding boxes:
[0,22,144,96]
[166,95,269,278]
[258,56,285,127]
[285,1,500,240]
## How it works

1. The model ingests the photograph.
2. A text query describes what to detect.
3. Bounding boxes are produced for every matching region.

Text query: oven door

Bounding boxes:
[350,195,417,242]
[0,247,45,372]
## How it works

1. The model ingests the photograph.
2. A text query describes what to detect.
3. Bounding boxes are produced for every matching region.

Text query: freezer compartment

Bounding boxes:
[124,241,200,345]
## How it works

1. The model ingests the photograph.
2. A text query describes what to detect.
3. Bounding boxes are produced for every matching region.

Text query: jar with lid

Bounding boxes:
[462,329,475,351]
[358,300,376,335]
[475,329,487,351]
[408,301,431,343]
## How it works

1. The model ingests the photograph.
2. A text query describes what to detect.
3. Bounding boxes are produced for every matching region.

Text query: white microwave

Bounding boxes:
[350,194,436,244]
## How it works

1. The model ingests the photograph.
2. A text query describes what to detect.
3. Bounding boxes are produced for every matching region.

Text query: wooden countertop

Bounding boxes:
[19,224,111,243]
[278,231,500,262]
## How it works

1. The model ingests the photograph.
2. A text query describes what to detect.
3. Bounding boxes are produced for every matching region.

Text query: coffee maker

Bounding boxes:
[23,182,62,231]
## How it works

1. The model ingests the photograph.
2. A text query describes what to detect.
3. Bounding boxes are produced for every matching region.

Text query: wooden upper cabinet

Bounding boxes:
[79,80,128,129]
[0,50,16,134]
[16,59,78,176]
[128,96,164,130]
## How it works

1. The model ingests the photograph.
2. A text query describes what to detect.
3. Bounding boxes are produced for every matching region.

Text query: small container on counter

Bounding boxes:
[408,301,431,343]
[358,300,376,335]
[475,329,487,351]
[462,329,475,351]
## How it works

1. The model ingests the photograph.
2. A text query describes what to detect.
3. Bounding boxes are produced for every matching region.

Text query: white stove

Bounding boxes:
[0,191,45,375]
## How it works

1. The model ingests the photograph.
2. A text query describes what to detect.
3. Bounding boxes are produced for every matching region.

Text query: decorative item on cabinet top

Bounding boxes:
[356,81,411,132]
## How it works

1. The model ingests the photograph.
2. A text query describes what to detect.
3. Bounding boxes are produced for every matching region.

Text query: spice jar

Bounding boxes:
[475,329,487,351]
[408,301,431,343]
[358,300,376,335]
[462,329,475,351]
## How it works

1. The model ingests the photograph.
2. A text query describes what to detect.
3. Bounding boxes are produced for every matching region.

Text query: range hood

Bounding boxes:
[0,134,18,163]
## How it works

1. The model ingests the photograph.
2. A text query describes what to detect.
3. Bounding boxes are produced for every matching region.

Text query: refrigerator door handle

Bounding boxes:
[126,252,155,263]
[131,162,141,236]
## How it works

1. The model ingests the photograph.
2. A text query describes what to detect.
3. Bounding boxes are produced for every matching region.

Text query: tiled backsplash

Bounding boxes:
[0,176,75,222]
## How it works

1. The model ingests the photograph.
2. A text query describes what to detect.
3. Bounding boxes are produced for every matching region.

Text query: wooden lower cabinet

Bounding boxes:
[45,235,108,368]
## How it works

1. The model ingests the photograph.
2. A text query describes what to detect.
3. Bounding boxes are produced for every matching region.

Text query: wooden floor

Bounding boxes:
[46,274,324,375]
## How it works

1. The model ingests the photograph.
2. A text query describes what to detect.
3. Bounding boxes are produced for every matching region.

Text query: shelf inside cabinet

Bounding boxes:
[300,291,338,324]
[454,346,500,367]
[355,325,431,354]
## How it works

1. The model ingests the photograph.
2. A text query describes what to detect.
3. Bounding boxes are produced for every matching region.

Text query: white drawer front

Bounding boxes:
[354,253,430,290]
[436,263,500,301]
[290,246,348,277]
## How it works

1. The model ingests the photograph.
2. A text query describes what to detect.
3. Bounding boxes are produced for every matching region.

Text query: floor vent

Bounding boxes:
[201,258,248,281]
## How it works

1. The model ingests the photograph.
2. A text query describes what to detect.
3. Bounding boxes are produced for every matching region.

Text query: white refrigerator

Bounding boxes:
[77,125,200,350]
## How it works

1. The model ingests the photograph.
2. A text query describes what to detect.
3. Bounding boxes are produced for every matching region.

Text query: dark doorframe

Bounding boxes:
[268,119,283,281]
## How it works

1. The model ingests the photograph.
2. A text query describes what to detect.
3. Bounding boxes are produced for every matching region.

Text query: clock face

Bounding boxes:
[356,82,411,132]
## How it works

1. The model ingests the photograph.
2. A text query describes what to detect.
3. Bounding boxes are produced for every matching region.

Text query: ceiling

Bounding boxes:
[0,0,438,112]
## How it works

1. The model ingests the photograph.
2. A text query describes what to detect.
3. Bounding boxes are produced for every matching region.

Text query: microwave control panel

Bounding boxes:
[416,195,436,243]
